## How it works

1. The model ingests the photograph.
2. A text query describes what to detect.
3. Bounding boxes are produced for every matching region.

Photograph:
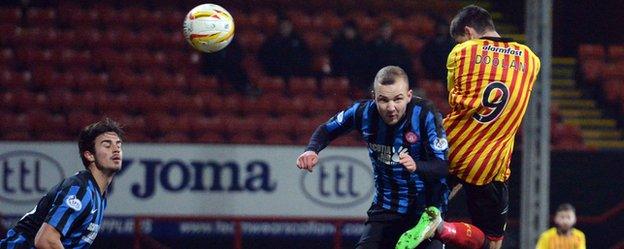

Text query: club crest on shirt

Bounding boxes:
[432,138,448,151]
[336,111,345,124]
[65,195,82,211]
[404,132,418,144]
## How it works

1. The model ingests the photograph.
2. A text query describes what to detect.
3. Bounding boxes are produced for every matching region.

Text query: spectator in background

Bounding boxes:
[536,203,586,249]
[421,20,455,83]
[329,20,369,90]
[258,18,311,78]
[367,21,413,88]
[201,38,257,95]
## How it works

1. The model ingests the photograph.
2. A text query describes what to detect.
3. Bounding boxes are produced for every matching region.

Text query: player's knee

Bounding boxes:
[488,239,502,249]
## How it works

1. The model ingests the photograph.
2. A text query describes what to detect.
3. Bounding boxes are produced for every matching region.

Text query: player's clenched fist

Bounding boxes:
[297,151,319,172]
[399,151,417,172]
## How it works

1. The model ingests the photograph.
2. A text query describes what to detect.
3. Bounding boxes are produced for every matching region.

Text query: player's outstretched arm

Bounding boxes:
[297,151,319,172]
[34,222,65,249]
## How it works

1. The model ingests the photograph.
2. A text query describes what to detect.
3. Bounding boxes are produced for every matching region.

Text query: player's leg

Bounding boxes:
[416,239,444,249]
[357,219,408,249]
[396,207,442,249]
[462,181,509,249]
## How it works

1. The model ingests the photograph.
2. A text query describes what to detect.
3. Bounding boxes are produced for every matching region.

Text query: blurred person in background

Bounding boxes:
[0,118,124,249]
[258,17,312,79]
[329,20,370,90]
[297,66,450,249]
[536,203,586,249]
[420,19,455,83]
[201,38,258,95]
[367,21,414,87]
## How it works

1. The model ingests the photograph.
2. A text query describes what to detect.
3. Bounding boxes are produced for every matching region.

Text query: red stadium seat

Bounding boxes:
[312,12,343,32]
[321,77,350,97]
[607,45,624,61]
[47,89,76,112]
[160,91,188,114]
[249,9,278,33]
[0,8,22,24]
[230,131,261,144]
[238,31,266,53]
[254,76,285,93]
[2,89,35,112]
[188,74,220,92]
[212,94,244,116]
[601,63,624,80]
[293,116,320,138]
[101,7,132,29]
[602,80,623,104]
[289,77,317,96]
[222,115,251,135]
[58,6,99,28]
[66,110,98,132]
[580,59,603,83]
[0,48,15,66]
[407,14,435,37]
[1,69,29,90]
[264,133,294,145]
[578,44,605,61]
[173,113,197,134]
[126,90,159,113]
[259,116,296,138]
[3,131,32,141]
[75,71,108,92]
[26,8,57,27]
[242,95,275,116]
[144,112,175,135]
[276,95,307,116]
[160,132,192,143]
[304,32,331,54]
[194,131,225,143]
[192,115,227,134]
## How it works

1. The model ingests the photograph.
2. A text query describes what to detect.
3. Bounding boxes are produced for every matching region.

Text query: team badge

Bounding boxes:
[432,138,448,150]
[65,195,82,211]
[404,132,418,144]
[336,111,345,124]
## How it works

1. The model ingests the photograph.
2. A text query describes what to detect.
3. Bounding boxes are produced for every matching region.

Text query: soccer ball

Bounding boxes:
[183,4,235,53]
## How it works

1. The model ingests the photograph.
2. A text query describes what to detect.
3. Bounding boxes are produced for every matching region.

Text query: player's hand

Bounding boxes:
[399,151,417,172]
[297,151,319,172]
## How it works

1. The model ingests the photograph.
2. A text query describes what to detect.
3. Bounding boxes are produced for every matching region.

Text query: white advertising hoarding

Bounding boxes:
[0,142,373,218]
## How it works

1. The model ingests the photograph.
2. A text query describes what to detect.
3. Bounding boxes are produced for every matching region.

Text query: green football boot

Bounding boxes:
[395,206,442,249]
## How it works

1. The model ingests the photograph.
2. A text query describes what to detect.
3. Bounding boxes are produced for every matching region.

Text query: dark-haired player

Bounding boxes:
[398,5,541,249]
[0,118,124,249]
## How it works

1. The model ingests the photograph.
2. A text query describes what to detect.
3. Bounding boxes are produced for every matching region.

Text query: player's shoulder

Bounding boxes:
[60,170,93,190]
[540,227,557,237]
[571,228,586,237]
[511,42,540,59]
[449,41,473,55]
[409,97,437,114]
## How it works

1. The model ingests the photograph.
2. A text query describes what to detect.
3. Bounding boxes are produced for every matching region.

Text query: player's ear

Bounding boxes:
[407,89,413,100]
[83,150,95,163]
[464,26,474,39]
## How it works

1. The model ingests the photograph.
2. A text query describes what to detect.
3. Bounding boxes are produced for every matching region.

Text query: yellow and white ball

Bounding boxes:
[183,4,235,53]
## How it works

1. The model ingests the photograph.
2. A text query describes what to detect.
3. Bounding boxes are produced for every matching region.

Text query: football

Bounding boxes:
[183,4,235,53]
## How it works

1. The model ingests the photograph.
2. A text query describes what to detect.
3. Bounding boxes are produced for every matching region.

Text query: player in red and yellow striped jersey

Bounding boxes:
[397,5,540,249]
[444,21,540,187]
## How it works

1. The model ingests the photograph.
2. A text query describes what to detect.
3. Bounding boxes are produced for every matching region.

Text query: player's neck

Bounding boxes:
[479,30,500,38]
[89,167,114,195]
[556,227,572,236]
